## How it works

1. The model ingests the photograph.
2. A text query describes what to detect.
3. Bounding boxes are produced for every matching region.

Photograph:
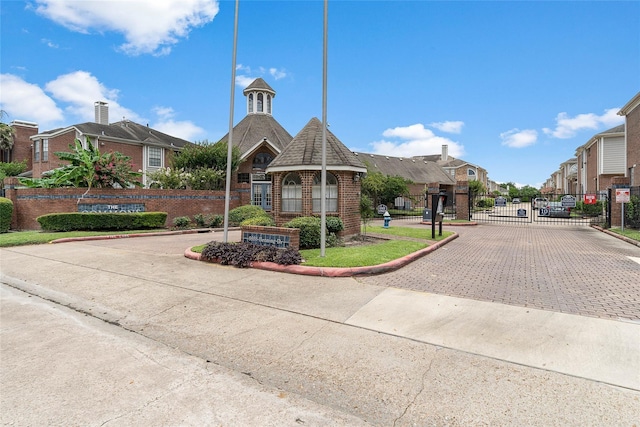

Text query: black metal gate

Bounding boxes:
[469,193,610,227]
[373,193,456,223]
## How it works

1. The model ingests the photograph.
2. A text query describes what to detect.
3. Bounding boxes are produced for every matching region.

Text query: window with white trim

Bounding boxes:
[34,140,40,162]
[267,95,272,114]
[312,172,338,212]
[148,146,162,167]
[248,94,254,113]
[282,173,302,212]
[42,139,49,161]
[467,168,476,177]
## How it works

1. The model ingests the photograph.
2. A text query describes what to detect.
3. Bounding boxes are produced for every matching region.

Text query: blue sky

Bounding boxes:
[1,0,638,188]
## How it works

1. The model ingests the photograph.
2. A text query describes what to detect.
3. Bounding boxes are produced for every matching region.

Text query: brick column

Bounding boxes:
[3,177,19,230]
[455,180,470,221]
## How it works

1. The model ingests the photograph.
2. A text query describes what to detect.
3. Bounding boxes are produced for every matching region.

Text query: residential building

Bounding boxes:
[416,145,489,191]
[618,92,640,187]
[575,124,625,194]
[24,102,191,186]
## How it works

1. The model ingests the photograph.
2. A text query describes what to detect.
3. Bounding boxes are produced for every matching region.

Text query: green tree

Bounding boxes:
[519,185,539,202]
[19,138,141,189]
[0,111,16,162]
[468,179,485,196]
[359,193,375,237]
[360,168,411,207]
[172,140,241,172]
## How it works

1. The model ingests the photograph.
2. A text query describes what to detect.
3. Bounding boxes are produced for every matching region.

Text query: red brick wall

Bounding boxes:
[271,170,362,237]
[32,132,75,178]
[3,179,244,230]
[241,225,300,250]
[6,123,38,168]
[586,143,599,192]
[455,181,470,220]
[627,106,640,186]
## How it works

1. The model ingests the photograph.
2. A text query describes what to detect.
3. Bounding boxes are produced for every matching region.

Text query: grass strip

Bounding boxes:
[300,240,427,268]
[0,229,165,247]
[363,225,453,240]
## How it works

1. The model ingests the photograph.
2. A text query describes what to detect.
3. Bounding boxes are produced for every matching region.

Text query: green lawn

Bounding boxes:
[299,240,427,267]
[0,229,165,247]
[363,225,453,241]
[608,227,640,242]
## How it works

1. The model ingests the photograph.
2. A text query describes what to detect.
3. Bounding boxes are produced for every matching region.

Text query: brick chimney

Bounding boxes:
[94,101,109,125]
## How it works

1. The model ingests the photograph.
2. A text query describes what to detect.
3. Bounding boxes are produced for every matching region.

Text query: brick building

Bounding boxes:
[575,124,625,194]
[618,92,640,187]
[6,101,191,186]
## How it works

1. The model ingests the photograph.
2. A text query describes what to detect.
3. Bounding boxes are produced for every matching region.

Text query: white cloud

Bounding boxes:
[543,108,623,139]
[44,71,141,123]
[269,68,287,80]
[371,123,464,158]
[235,65,288,87]
[500,128,538,148]
[33,0,219,56]
[0,73,64,127]
[41,38,59,48]
[151,106,204,141]
[235,75,256,88]
[429,120,464,134]
[152,119,204,141]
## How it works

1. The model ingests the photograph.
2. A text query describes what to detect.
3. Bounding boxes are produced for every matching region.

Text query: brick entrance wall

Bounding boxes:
[3,177,249,230]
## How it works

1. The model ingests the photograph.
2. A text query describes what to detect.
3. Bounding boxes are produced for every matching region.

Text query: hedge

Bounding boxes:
[37,212,168,232]
[0,197,13,233]
[228,205,269,226]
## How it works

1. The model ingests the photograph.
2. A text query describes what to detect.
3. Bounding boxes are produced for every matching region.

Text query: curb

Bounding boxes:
[50,228,213,244]
[184,232,459,277]
[420,221,478,226]
[591,225,640,248]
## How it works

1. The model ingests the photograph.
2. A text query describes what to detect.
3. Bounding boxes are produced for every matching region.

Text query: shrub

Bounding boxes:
[210,214,224,228]
[625,195,640,229]
[200,241,302,268]
[193,213,208,228]
[37,212,167,231]
[228,205,268,226]
[173,216,191,229]
[240,215,276,227]
[284,216,321,249]
[0,197,13,233]
[475,198,494,209]
[325,216,344,233]
[0,160,27,179]
[577,200,603,217]
[283,216,343,249]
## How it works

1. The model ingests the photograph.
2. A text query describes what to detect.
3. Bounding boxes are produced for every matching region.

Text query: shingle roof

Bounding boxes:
[596,124,625,135]
[36,121,191,148]
[266,117,366,172]
[413,154,467,168]
[218,113,293,156]
[354,152,456,185]
[243,78,275,95]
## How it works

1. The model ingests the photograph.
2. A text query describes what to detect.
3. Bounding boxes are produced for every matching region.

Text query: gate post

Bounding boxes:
[456,180,470,221]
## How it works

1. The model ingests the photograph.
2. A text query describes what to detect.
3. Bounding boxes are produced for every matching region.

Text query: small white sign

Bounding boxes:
[377,204,388,214]
[616,188,630,203]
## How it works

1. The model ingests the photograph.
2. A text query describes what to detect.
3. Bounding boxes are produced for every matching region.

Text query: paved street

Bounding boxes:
[1,223,639,426]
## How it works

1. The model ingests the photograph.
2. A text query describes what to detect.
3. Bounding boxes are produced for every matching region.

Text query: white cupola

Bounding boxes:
[243,78,276,116]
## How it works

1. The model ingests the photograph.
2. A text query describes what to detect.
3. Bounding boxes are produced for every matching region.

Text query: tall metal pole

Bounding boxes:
[223,0,239,243]
[320,0,328,256]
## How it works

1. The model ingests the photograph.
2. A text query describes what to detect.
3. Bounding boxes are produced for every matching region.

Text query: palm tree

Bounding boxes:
[0,111,16,162]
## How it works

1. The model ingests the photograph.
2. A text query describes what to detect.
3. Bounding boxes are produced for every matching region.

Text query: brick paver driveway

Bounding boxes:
[358,223,640,322]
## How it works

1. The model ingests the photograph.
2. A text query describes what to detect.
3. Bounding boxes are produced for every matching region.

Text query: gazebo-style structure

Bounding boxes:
[266,117,366,236]
[220,79,366,236]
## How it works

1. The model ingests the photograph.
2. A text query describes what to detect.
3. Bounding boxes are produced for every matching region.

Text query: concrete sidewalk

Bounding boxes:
[1,229,639,425]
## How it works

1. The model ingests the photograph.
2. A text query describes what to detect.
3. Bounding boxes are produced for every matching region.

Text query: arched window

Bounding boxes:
[252,152,273,170]
[248,94,254,113]
[257,93,263,112]
[312,172,338,212]
[282,173,302,212]
[267,95,272,114]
